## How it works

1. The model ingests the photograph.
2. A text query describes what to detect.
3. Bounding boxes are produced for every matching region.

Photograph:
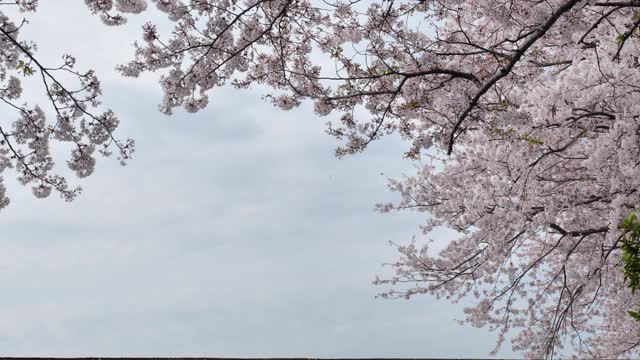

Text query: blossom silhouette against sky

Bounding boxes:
[0,1,516,357]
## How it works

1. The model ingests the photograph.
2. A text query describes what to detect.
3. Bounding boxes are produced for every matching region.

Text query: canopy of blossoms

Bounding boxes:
[2,0,639,357]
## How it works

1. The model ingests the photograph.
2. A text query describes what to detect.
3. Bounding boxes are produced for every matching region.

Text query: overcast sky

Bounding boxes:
[0,2,518,358]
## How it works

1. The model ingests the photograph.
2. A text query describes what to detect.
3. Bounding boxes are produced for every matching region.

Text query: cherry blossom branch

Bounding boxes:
[446,0,583,155]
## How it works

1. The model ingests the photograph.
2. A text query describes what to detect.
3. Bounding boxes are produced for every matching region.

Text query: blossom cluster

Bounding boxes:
[0,3,134,210]
[91,0,640,356]
[5,0,640,357]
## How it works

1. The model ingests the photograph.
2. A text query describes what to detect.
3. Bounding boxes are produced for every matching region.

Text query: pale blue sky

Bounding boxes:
[0,2,518,357]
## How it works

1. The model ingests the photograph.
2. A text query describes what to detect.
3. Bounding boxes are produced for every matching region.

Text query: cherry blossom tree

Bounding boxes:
[3,0,640,358]
[0,1,134,208]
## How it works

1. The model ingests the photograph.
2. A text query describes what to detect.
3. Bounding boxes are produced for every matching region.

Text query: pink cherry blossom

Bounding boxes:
[0,4,134,207]
[3,0,640,357]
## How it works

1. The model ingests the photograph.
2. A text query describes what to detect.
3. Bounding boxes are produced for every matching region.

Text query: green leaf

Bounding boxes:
[522,134,544,145]
[620,210,640,321]
[629,309,640,321]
